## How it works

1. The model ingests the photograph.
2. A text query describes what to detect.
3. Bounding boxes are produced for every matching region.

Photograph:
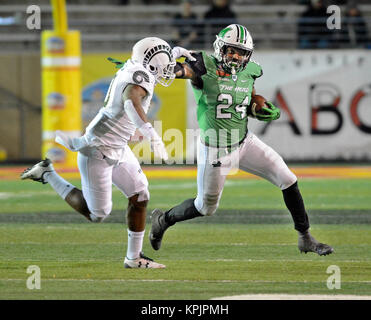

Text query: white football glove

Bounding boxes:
[151,140,168,161]
[172,46,196,61]
[139,122,168,161]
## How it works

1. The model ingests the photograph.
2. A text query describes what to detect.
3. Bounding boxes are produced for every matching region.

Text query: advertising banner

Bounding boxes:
[41,30,81,167]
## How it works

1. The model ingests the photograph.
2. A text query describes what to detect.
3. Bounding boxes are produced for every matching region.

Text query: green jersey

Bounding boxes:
[190,51,263,147]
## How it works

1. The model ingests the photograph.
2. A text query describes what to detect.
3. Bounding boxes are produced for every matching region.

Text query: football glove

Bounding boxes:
[151,140,168,161]
[139,122,168,161]
[255,101,281,122]
[172,46,196,61]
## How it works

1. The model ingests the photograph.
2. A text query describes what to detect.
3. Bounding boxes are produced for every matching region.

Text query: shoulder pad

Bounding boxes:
[132,70,151,85]
[250,58,261,66]
[121,62,154,85]
[246,60,263,79]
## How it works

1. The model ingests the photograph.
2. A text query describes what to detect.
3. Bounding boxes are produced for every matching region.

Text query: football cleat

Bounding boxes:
[149,209,171,251]
[298,230,334,256]
[20,158,54,184]
[124,252,165,269]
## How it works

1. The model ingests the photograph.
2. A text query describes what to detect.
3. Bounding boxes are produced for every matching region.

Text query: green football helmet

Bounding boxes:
[213,24,254,74]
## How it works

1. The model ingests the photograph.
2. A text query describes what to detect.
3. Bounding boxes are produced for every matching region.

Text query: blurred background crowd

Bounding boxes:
[1,0,370,52]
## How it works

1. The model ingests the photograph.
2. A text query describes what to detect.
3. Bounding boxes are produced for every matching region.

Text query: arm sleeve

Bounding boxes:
[123,99,161,142]
[123,99,146,128]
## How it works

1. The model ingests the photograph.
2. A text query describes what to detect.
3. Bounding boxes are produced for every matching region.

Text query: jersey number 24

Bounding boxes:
[216,93,249,120]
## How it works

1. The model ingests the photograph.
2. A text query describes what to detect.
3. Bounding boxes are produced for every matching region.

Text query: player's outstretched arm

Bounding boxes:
[172,46,195,63]
[173,50,205,89]
[174,62,197,81]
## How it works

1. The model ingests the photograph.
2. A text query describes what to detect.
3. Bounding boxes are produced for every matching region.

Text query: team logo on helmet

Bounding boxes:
[142,44,173,70]
[132,37,176,87]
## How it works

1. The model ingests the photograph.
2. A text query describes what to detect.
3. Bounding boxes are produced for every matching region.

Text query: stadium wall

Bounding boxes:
[0,54,41,161]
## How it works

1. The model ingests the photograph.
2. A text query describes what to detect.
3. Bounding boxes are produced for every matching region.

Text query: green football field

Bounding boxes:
[1,169,371,300]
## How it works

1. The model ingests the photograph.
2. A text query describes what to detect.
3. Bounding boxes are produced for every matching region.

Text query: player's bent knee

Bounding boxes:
[88,204,112,222]
[128,193,148,211]
[89,213,107,223]
[280,172,297,190]
[199,206,217,216]
[136,188,150,202]
[199,193,219,216]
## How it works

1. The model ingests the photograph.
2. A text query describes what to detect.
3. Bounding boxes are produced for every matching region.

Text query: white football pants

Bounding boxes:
[194,132,297,216]
[77,145,149,222]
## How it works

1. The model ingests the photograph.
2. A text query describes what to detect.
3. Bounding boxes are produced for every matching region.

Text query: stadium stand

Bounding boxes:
[0,1,370,52]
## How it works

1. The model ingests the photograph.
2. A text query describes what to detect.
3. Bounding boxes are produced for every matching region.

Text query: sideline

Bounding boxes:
[2,165,371,180]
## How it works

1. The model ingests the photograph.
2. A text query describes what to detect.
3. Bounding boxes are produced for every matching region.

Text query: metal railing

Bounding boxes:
[0,4,370,51]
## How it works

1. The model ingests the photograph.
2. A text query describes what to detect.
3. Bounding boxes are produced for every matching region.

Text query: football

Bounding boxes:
[249,94,267,116]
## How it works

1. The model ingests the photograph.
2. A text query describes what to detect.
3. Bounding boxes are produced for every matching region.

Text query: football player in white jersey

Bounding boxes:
[21,37,194,269]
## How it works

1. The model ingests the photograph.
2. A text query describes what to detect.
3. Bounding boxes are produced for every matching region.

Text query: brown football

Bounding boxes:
[249,95,267,115]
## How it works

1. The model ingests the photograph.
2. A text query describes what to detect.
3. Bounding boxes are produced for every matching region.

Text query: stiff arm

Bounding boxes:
[174,55,257,96]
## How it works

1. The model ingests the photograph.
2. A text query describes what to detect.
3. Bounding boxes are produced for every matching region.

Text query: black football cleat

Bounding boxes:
[149,209,171,251]
[298,230,334,256]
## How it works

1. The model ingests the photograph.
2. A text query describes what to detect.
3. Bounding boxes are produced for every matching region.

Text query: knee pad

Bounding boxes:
[137,188,150,202]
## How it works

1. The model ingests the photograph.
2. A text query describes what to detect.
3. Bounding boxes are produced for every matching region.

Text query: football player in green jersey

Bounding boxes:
[150,24,333,256]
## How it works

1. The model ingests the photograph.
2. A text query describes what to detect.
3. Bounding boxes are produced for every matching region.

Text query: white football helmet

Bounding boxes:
[213,24,254,73]
[132,37,176,87]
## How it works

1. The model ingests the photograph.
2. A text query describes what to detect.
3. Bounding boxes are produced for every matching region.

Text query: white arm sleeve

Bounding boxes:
[123,99,146,128]
[123,99,160,142]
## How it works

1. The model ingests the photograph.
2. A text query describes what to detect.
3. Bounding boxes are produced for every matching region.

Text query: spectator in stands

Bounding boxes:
[340,2,369,48]
[297,0,333,49]
[171,0,199,49]
[202,0,237,48]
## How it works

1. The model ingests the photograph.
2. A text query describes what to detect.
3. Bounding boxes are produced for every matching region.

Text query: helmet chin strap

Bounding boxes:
[222,55,239,74]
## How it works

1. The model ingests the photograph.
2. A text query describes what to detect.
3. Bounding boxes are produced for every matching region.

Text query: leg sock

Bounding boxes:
[126,230,145,260]
[282,181,310,233]
[164,198,203,225]
[44,171,75,200]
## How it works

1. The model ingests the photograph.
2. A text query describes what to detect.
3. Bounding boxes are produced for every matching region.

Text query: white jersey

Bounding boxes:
[84,59,156,160]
